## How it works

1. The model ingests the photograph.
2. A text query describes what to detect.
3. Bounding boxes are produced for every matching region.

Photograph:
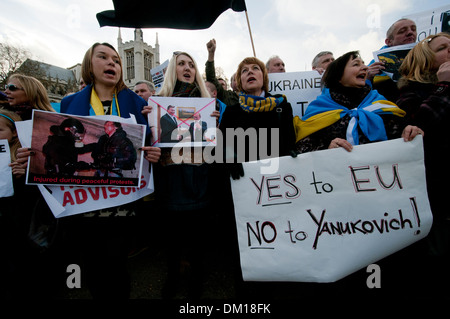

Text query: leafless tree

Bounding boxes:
[0,42,31,85]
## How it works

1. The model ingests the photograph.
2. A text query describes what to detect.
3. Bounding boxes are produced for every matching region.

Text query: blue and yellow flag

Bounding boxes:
[293,88,405,145]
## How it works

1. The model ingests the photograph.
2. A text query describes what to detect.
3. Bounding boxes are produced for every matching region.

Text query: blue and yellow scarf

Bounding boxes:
[293,88,405,145]
[89,87,121,116]
[238,92,285,113]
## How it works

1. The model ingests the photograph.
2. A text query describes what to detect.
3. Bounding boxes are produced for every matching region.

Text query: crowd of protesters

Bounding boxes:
[0,16,449,301]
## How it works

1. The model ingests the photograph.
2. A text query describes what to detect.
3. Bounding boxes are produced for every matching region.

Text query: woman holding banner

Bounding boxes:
[294,50,422,153]
[217,56,296,298]
[54,42,160,299]
[397,32,450,296]
[293,50,424,299]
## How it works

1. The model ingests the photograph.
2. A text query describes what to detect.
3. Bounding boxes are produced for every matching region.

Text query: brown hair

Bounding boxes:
[81,42,127,92]
[236,57,269,93]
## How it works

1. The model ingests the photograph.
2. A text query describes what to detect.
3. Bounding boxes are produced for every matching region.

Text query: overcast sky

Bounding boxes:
[1,0,449,83]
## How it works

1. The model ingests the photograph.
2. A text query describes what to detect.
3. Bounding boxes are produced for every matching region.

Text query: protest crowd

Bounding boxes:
[1,6,450,303]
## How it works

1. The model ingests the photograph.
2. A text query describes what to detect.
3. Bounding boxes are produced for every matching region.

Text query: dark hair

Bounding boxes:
[322,51,361,89]
[60,118,85,133]
[106,121,122,129]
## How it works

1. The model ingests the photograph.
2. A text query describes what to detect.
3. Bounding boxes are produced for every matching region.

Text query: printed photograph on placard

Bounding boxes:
[373,43,416,81]
[26,110,146,187]
[147,96,217,148]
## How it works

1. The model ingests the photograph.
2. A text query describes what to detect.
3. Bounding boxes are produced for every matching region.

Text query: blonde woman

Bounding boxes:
[144,51,219,299]
[158,51,211,98]
[397,32,450,297]
[4,73,54,120]
[397,32,450,121]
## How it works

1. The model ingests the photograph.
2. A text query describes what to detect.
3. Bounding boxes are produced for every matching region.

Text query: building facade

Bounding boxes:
[118,28,160,88]
[13,28,159,102]
[16,59,79,102]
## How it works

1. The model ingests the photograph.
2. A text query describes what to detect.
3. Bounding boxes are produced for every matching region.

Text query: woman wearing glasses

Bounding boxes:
[396,32,450,297]
[2,74,57,298]
[4,74,54,120]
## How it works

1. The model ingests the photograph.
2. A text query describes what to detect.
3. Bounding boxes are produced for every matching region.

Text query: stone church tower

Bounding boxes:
[117,28,160,88]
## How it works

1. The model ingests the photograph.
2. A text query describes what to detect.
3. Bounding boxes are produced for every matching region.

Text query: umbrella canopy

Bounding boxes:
[96,0,247,29]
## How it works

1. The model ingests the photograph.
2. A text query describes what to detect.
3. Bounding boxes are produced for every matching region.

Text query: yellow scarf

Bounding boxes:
[89,87,120,116]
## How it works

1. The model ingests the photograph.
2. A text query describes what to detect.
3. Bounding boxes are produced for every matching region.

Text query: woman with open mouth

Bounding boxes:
[294,50,422,154]
[218,56,297,172]
[56,42,161,299]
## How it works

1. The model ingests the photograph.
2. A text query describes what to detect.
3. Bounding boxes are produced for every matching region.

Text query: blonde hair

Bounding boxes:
[7,74,54,112]
[0,108,22,161]
[399,32,450,86]
[82,42,128,93]
[158,52,210,98]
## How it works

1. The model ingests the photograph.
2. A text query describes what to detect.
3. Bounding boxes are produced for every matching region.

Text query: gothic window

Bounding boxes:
[144,50,153,81]
[125,49,135,80]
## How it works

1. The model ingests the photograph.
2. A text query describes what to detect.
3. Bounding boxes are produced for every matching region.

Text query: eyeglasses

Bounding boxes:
[4,84,24,91]
[422,34,441,45]
[173,51,182,56]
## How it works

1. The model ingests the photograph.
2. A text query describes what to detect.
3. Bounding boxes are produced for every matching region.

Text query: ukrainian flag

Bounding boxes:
[293,88,405,145]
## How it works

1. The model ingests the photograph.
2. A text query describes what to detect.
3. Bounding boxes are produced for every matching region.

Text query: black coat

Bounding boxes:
[219,93,296,162]
[160,113,179,143]
[91,129,137,171]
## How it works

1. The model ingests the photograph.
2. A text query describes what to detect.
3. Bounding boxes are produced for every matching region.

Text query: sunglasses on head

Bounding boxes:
[5,84,23,91]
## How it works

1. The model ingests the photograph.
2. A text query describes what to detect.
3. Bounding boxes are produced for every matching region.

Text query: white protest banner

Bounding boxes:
[404,5,450,41]
[268,71,322,118]
[27,110,146,188]
[16,114,154,218]
[231,137,432,282]
[148,96,217,148]
[38,159,154,218]
[0,139,14,198]
[151,59,169,94]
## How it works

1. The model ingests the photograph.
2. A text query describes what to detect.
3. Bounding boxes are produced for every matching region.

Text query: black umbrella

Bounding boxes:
[96,0,256,56]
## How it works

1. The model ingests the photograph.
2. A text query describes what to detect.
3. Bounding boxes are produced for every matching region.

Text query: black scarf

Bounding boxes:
[329,84,372,109]
[4,103,34,120]
[172,80,201,97]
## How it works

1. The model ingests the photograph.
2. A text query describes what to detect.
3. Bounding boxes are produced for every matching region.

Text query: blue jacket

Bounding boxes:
[60,85,150,138]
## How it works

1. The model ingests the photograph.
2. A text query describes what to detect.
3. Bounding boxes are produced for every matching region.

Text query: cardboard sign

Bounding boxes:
[268,71,323,118]
[150,59,169,94]
[148,96,217,148]
[37,159,154,218]
[16,114,154,218]
[404,5,450,41]
[0,139,14,198]
[231,137,432,282]
[373,43,416,82]
[27,111,146,188]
